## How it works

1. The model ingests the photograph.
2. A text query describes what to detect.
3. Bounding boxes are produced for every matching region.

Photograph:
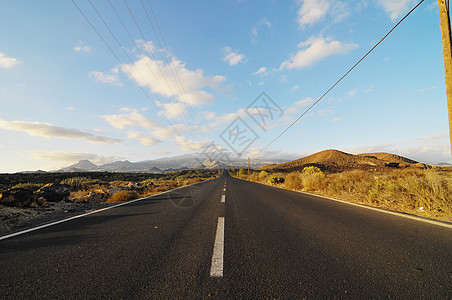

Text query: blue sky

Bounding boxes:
[0,0,450,172]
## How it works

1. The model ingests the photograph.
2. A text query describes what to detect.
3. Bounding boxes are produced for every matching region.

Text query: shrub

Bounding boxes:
[395,170,452,212]
[237,169,247,177]
[268,176,277,185]
[107,190,139,203]
[249,172,260,181]
[302,166,323,175]
[268,176,284,185]
[300,172,324,191]
[60,177,90,189]
[11,182,45,191]
[285,172,303,190]
[258,171,268,181]
[109,180,130,187]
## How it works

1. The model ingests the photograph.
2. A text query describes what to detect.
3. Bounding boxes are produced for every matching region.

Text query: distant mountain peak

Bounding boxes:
[58,160,98,172]
[55,152,285,173]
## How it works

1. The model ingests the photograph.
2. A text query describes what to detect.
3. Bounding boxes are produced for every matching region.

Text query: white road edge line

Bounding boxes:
[234,177,452,229]
[0,177,219,241]
[221,195,226,203]
[210,217,225,277]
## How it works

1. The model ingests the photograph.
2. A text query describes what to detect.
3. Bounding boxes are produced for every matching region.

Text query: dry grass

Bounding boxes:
[240,168,452,222]
[107,190,139,203]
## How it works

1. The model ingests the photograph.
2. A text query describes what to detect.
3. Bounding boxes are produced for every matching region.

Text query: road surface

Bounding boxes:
[0,171,451,299]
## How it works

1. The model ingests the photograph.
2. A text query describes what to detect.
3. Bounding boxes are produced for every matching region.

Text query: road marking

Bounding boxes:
[234,177,452,229]
[0,177,219,241]
[223,188,226,192]
[221,195,225,203]
[210,217,225,277]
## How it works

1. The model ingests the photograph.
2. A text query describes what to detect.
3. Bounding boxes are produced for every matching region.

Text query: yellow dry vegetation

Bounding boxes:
[240,168,452,222]
[107,190,139,203]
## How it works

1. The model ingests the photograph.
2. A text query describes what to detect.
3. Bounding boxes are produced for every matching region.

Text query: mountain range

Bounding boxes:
[56,152,286,173]
[23,150,447,174]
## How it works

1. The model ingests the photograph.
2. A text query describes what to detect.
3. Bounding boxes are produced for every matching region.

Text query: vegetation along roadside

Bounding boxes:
[233,166,452,223]
[0,169,220,235]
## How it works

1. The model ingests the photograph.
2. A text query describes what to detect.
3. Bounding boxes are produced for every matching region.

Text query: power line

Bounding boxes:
[140,0,204,138]
[72,0,188,139]
[107,0,200,138]
[104,0,192,133]
[86,0,180,128]
[121,0,202,138]
[251,0,425,159]
[142,0,202,137]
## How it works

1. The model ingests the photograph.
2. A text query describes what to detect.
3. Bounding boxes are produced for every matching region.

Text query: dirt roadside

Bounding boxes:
[0,201,117,236]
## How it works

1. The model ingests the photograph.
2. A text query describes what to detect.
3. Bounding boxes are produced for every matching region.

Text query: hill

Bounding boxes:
[58,160,98,172]
[260,149,420,173]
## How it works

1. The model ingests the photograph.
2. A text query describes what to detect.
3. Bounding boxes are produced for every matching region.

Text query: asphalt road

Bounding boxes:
[0,171,451,299]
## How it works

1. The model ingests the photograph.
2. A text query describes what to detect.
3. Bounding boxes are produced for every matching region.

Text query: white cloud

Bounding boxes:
[417,86,438,93]
[285,97,315,114]
[297,0,350,27]
[356,0,369,11]
[330,1,351,23]
[102,108,159,129]
[127,131,161,146]
[253,67,268,76]
[279,36,358,70]
[149,150,171,156]
[222,46,246,66]
[89,71,123,87]
[157,102,188,120]
[135,40,158,55]
[152,127,175,139]
[331,117,343,122]
[246,146,300,161]
[29,150,120,165]
[103,107,201,147]
[202,105,285,131]
[285,107,299,114]
[152,123,202,139]
[0,119,122,144]
[348,88,358,97]
[378,0,415,20]
[290,85,300,92]
[296,97,315,107]
[346,132,452,164]
[364,86,374,93]
[202,110,244,129]
[73,45,91,53]
[174,136,206,151]
[297,0,330,26]
[0,52,21,69]
[122,55,225,106]
[251,18,272,43]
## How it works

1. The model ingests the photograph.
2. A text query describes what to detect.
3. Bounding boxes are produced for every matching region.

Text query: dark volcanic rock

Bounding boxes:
[0,188,36,207]
[37,183,70,202]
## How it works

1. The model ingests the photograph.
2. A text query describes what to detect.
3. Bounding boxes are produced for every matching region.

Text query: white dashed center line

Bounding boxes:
[210,217,225,277]
[221,195,225,203]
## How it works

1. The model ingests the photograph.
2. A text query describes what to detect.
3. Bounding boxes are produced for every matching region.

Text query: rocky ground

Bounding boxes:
[0,200,117,236]
[0,170,221,236]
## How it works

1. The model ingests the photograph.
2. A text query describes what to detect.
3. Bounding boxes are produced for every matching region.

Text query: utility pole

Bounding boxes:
[438,0,452,158]
[248,157,250,175]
